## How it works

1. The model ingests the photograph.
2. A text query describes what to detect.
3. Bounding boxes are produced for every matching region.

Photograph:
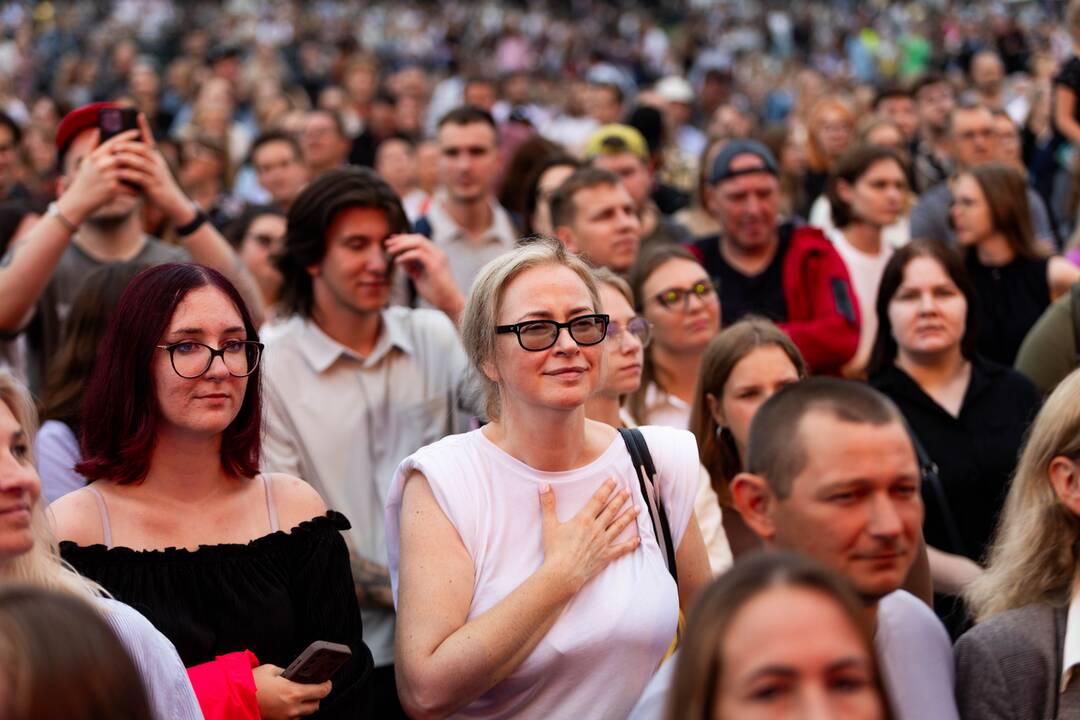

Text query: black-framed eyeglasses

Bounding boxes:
[496,313,609,352]
[156,341,264,379]
[606,316,653,348]
[653,280,718,311]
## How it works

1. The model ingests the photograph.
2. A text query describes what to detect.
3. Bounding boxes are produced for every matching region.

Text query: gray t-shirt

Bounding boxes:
[2,237,188,393]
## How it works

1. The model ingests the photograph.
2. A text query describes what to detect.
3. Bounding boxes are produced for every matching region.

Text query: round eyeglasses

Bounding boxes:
[606,316,653,348]
[156,341,264,379]
[496,314,609,352]
[653,280,718,312]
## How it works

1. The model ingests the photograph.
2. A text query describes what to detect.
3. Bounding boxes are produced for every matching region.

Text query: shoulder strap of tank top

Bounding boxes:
[86,485,113,549]
[261,474,280,533]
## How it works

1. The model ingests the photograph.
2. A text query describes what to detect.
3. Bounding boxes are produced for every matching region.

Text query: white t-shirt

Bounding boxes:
[385,425,699,720]
[876,590,960,720]
[35,419,83,504]
[826,227,894,375]
[96,597,203,720]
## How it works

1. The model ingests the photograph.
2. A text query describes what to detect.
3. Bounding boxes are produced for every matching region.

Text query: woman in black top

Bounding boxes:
[51,263,372,719]
[949,162,1080,365]
[868,240,1041,636]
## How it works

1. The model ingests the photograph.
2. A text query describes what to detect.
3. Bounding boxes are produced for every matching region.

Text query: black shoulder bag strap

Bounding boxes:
[908,425,968,558]
[618,427,678,583]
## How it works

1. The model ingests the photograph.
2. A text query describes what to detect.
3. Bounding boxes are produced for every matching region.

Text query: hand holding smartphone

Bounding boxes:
[98,107,140,143]
[281,641,352,684]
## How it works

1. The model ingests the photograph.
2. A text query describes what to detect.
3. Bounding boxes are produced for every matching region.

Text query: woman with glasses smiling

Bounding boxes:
[50,263,373,719]
[628,244,722,428]
[385,238,711,719]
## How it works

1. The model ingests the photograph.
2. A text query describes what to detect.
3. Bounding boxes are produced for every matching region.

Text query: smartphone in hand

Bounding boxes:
[281,641,352,684]
[98,107,139,143]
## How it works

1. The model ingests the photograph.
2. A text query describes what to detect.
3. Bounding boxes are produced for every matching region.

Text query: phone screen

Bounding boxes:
[98,108,139,143]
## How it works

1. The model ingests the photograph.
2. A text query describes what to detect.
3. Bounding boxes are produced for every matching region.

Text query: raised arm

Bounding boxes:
[0,129,140,331]
[116,114,266,325]
[395,473,639,719]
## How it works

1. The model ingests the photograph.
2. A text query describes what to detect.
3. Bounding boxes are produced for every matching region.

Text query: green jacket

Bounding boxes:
[1014,284,1080,395]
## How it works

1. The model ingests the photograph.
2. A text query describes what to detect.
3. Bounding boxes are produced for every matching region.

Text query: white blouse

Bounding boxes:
[386,425,699,720]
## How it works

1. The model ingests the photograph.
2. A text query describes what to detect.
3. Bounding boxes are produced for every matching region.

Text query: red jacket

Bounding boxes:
[778,225,860,374]
[689,223,860,374]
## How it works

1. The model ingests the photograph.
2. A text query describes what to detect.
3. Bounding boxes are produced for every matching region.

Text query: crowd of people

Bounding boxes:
[4,0,1080,718]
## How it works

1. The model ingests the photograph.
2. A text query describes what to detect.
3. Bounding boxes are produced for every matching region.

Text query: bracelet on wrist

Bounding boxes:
[46,202,77,234]
[175,208,208,237]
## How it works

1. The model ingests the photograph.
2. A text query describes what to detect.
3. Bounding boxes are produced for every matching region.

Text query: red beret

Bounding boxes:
[55,101,121,156]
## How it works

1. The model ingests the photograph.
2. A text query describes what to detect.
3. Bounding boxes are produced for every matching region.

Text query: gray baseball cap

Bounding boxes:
[709,139,779,185]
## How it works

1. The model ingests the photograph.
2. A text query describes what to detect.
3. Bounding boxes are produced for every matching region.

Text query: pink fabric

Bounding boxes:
[186,650,260,720]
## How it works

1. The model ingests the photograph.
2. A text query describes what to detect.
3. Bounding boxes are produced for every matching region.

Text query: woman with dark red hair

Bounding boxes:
[49,263,372,720]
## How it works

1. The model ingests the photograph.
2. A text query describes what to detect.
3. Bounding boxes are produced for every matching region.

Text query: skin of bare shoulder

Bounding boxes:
[1048,256,1080,299]
[265,473,329,531]
[46,485,108,546]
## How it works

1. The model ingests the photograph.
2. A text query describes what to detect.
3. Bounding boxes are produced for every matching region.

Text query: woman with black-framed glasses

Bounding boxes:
[385,239,711,719]
[51,263,373,719]
[627,244,721,428]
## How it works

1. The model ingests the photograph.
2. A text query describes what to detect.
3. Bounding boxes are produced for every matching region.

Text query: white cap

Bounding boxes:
[655,76,694,104]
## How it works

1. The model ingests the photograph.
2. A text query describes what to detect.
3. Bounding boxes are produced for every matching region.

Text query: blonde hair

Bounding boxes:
[591,266,633,307]
[0,371,104,598]
[965,368,1080,622]
[461,238,601,421]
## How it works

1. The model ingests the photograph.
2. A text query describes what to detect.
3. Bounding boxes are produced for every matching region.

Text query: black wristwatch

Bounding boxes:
[175,208,209,237]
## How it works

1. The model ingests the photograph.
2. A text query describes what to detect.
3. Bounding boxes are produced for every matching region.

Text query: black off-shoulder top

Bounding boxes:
[60,511,372,718]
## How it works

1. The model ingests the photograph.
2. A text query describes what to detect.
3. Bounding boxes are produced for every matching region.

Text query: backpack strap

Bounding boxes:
[618,427,678,583]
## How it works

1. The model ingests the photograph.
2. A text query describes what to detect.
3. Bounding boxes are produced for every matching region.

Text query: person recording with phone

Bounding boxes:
[0,101,265,394]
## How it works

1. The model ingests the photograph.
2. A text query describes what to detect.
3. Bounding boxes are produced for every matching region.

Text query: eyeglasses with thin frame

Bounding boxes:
[653,280,719,312]
[156,340,264,379]
[606,316,653,348]
[496,313,609,352]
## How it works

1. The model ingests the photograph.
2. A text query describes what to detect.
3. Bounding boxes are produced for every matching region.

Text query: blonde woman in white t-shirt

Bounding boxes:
[386,238,711,720]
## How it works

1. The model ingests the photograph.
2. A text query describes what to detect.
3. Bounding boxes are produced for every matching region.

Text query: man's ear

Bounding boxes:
[1049,456,1080,518]
[703,184,720,219]
[731,472,778,542]
[306,262,321,278]
[555,225,579,253]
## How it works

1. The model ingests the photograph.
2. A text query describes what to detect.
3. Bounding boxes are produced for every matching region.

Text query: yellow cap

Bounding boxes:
[583,124,649,162]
